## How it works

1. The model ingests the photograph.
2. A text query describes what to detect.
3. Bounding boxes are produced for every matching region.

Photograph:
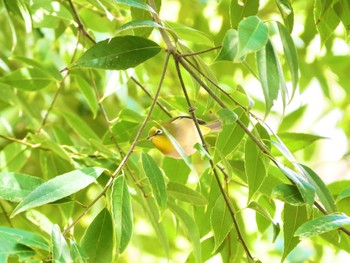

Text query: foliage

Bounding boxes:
[1,0,350,262]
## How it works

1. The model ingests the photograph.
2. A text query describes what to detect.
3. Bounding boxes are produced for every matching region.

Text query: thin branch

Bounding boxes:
[174,58,254,260]
[67,0,96,44]
[63,52,171,235]
[130,76,173,118]
[179,46,222,57]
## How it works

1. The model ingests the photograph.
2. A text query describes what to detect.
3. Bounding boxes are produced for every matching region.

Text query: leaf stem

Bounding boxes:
[179,46,222,57]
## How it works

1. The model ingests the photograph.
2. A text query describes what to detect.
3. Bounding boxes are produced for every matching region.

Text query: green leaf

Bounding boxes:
[236,16,268,59]
[0,226,49,251]
[295,214,350,238]
[111,175,133,253]
[31,0,72,28]
[160,125,198,177]
[0,235,36,262]
[230,0,259,29]
[166,21,214,47]
[276,22,299,99]
[70,240,88,263]
[245,124,270,201]
[272,184,305,206]
[51,225,72,263]
[215,108,248,159]
[167,182,207,205]
[0,172,44,202]
[300,164,337,213]
[80,208,113,263]
[118,19,162,32]
[314,0,340,44]
[73,75,99,118]
[277,164,315,213]
[142,152,167,213]
[4,0,32,32]
[0,143,30,173]
[256,40,280,116]
[217,108,238,125]
[278,105,307,132]
[276,0,294,32]
[215,29,239,62]
[210,196,233,251]
[282,204,307,261]
[11,167,105,217]
[272,133,325,155]
[114,0,156,13]
[333,0,350,32]
[336,188,350,202]
[0,67,55,91]
[59,110,101,143]
[168,201,201,263]
[75,36,161,70]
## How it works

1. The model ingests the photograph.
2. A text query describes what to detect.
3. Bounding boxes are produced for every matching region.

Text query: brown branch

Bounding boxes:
[179,46,222,57]
[174,58,254,260]
[130,76,173,118]
[67,0,96,44]
[63,52,171,235]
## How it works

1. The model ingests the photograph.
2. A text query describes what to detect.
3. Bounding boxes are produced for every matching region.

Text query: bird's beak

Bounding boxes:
[146,135,153,141]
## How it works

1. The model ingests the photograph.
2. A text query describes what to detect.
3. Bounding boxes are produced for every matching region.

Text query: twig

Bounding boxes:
[174,58,254,260]
[63,52,171,235]
[130,76,173,118]
[67,0,96,44]
[179,46,222,57]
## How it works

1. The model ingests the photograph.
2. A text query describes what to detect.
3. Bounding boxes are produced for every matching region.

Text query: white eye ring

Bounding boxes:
[156,129,163,135]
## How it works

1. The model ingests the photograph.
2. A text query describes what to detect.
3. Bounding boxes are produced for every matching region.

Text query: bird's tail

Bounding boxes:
[205,119,222,133]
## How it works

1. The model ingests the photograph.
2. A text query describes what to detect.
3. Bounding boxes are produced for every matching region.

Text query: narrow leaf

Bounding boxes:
[111,175,133,253]
[295,214,350,238]
[245,124,270,201]
[282,204,307,261]
[0,172,44,202]
[167,182,207,205]
[168,201,201,263]
[215,29,239,62]
[51,225,72,263]
[215,108,248,160]
[75,35,161,70]
[276,0,294,32]
[114,0,156,13]
[0,67,55,91]
[11,167,104,217]
[272,184,305,206]
[300,164,337,213]
[256,40,280,116]
[0,226,49,251]
[210,196,233,251]
[277,22,299,98]
[333,0,350,33]
[277,164,315,213]
[230,0,259,29]
[336,188,350,203]
[142,152,167,213]
[70,240,88,263]
[236,16,268,59]
[80,208,113,263]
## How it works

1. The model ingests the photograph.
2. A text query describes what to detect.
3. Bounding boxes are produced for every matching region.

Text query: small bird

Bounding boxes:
[147,116,222,158]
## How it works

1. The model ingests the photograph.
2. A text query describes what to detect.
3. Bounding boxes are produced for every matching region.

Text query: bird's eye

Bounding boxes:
[156,129,163,135]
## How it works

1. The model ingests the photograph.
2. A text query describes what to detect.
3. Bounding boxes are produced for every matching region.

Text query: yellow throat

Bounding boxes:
[147,116,221,159]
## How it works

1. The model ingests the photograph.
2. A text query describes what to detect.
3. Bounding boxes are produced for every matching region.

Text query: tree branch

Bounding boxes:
[63,52,171,235]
